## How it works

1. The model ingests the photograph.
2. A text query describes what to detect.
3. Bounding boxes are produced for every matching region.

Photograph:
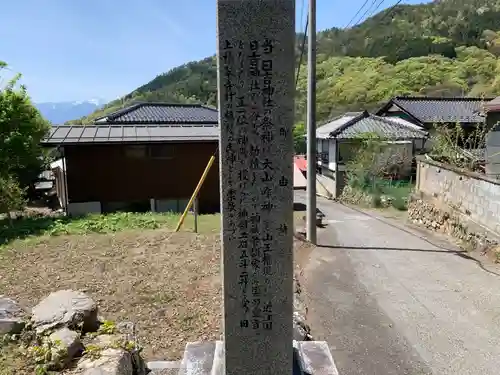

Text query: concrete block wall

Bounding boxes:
[416,157,500,235]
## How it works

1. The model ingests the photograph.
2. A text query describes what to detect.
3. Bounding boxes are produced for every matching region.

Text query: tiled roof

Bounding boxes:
[41,124,219,146]
[335,115,427,139]
[318,111,428,140]
[95,102,219,124]
[381,96,492,124]
[316,113,362,139]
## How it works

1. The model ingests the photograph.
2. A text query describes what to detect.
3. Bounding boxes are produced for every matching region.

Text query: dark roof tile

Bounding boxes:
[336,115,428,140]
[390,97,492,123]
[328,113,428,139]
[96,102,218,124]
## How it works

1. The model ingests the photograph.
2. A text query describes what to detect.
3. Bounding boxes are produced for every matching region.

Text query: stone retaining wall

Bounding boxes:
[416,157,500,235]
[410,157,500,251]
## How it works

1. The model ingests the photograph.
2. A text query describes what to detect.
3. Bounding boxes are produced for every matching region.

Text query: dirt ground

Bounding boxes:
[0,228,313,362]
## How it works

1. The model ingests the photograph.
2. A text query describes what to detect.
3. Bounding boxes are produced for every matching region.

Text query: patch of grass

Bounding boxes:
[0,212,220,247]
[98,320,116,335]
[346,178,414,211]
[0,342,38,375]
[382,184,413,211]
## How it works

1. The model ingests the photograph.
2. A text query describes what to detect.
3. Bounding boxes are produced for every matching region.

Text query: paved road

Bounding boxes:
[295,191,500,375]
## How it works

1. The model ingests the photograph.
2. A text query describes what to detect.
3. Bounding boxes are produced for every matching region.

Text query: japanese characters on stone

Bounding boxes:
[221,37,288,333]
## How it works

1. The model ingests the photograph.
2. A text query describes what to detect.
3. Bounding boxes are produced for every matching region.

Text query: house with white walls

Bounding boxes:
[315,111,428,197]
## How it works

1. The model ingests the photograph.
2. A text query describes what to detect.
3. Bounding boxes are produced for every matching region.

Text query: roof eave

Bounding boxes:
[41,138,220,147]
[329,110,369,138]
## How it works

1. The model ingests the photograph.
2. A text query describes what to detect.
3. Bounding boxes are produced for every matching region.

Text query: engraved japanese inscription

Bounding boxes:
[217,1,295,374]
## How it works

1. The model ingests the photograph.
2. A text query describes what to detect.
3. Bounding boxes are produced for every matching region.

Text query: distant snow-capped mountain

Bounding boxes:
[36,99,107,125]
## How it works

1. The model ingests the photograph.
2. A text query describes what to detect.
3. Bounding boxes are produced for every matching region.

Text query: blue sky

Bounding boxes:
[0,0,430,103]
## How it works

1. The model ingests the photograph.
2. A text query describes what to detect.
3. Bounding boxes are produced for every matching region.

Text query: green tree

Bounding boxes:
[0,174,25,225]
[0,61,50,194]
[293,122,306,154]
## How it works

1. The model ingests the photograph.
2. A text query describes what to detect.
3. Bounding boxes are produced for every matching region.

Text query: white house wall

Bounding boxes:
[328,140,337,171]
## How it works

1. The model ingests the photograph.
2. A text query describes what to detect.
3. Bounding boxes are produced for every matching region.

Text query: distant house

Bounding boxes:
[376,96,493,131]
[41,103,220,216]
[315,111,428,197]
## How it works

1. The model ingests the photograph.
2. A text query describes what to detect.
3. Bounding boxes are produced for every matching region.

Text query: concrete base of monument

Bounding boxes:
[147,340,339,375]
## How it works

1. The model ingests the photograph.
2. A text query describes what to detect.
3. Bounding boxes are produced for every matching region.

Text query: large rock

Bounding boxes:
[0,296,25,334]
[32,290,98,333]
[48,327,83,369]
[84,334,146,375]
[76,348,133,375]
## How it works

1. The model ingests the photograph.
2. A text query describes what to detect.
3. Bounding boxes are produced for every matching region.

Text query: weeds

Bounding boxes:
[343,132,414,210]
[97,320,116,335]
[429,120,488,172]
[0,212,220,247]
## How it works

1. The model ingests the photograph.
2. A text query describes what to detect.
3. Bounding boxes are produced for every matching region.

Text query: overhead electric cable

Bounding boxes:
[352,0,379,27]
[345,0,371,29]
[295,0,309,88]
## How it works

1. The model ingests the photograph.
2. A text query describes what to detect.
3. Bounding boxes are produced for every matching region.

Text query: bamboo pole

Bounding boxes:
[174,154,216,232]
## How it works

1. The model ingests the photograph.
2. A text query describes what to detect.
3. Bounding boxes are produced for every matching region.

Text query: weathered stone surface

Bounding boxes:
[293,276,313,341]
[183,340,338,375]
[217,0,296,374]
[147,361,180,375]
[178,341,216,375]
[48,327,82,368]
[32,290,98,333]
[77,348,133,375]
[416,157,500,235]
[407,194,499,251]
[84,333,146,375]
[88,334,123,349]
[0,296,25,334]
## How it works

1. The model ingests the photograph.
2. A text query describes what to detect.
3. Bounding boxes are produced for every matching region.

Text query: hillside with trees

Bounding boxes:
[73,0,500,126]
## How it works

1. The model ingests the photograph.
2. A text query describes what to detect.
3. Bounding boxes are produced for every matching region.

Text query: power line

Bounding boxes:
[347,0,404,30]
[295,15,309,88]
[352,0,379,27]
[345,0,370,29]
[299,0,305,33]
[368,0,388,18]
[295,0,307,88]
[378,0,404,22]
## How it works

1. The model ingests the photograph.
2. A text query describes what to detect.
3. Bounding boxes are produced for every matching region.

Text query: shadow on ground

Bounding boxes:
[0,216,64,246]
[319,244,500,277]
[293,202,325,216]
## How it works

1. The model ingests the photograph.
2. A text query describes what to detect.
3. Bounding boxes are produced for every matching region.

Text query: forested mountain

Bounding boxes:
[73,0,500,125]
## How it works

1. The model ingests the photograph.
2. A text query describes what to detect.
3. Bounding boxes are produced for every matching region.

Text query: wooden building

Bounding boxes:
[41,103,220,216]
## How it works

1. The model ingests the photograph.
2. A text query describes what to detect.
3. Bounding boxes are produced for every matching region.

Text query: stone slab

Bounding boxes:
[297,341,339,375]
[147,361,181,375]
[175,341,338,375]
[0,296,25,334]
[178,341,216,375]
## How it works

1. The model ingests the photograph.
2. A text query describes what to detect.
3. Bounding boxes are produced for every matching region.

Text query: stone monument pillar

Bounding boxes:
[216,0,295,374]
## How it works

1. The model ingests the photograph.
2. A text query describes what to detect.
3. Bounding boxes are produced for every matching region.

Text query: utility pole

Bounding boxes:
[306,0,317,244]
